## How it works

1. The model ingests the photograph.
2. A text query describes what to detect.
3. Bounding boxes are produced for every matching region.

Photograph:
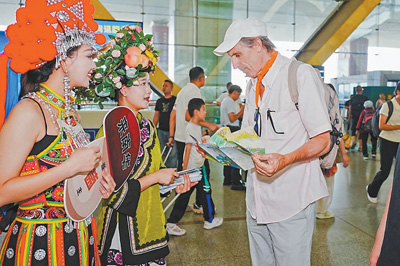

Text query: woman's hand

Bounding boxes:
[175,173,191,194]
[100,167,116,199]
[156,168,179,186]
[64,146,102,177]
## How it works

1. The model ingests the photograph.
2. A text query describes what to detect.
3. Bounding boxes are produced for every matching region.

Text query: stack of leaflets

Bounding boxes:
[190,126,265,171]
[159,168,202,194]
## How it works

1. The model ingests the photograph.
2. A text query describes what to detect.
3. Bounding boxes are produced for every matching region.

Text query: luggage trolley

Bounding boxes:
[160,144,181,212]
[161,144,173,165]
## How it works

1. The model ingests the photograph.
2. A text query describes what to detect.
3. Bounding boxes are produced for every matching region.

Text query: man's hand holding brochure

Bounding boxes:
[191,126,265,171]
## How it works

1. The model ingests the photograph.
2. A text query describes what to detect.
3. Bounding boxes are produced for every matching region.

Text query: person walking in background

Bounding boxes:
[367,83,400,204]
[216,82,243,114]
[153,79,177,168]
[172,66,218,171]
[213,17,331,266]
[343,95,353,131]
[215,82,232,106]
[356,100,377,160]
[348,85,368,150]
[220,85,246,190]
[317,140,349,219]
[170,66,219,215]
[376,93,386,109]
[166,98,223,236]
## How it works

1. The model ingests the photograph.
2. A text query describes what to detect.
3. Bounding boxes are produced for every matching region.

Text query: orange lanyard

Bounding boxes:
[255,50,277,108]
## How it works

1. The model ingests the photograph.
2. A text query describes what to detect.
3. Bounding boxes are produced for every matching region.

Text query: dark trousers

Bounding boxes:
[360,132,377,157]
[368,137,399,197]
[351,116,360,136]
[223,125,242,185]
[176,140,185,171]
[223,166,242,185]
[167,164,215,223]
[175,140,208,206]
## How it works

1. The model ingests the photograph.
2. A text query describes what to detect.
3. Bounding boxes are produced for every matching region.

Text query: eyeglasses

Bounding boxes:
[267,109,284,135]
[254,108,285,137]
[254,108,262,137]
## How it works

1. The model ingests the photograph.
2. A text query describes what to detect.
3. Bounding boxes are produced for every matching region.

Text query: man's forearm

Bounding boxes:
[199,120,217,131]
[153,111,159,127]
[229,107,244,122]
[282,131,330,166]
[169,110,176,137]
[182,144,191,170]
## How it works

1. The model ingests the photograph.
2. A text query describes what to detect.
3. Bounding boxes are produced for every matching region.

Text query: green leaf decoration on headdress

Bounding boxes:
[75,24,159,108]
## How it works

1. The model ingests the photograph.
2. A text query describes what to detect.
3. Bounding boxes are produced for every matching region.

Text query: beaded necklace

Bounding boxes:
[24,84,89,157]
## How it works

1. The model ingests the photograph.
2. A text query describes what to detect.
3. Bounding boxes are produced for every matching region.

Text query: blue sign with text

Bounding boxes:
[95,20,143,42]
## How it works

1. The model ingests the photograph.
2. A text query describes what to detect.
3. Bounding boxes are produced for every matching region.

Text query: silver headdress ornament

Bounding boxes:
[54,24,97,68]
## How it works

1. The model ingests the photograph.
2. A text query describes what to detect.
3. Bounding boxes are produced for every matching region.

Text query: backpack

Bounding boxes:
[361,110,375,132]
[371,101,394,138]
[351,95,368,117]
[288,60,343,169]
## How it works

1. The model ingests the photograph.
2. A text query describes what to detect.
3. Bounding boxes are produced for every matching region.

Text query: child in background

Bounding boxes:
[357,100,377,160]
[166,98,223,235]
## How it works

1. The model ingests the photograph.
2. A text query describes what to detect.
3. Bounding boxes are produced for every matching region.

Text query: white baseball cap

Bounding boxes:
[364,100,373,108]
[213,17,268,56]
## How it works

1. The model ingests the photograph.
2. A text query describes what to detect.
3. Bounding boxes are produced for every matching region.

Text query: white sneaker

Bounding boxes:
[166,223,186,236]
[204,217,223,230]
[366,185,378,204]
[316,211,335,219]
[363,156,369,160]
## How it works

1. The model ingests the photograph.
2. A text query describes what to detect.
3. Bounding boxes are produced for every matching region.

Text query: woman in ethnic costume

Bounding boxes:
[0,1,116,265]
[86,26,191,266]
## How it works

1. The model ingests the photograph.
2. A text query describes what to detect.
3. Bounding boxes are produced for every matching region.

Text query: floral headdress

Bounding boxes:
[77,25,160,107]
[0,0,106,128]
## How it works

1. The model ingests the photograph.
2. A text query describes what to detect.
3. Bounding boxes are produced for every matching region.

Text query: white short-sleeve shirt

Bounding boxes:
[174,83,202,142]
[379,98,400,143]
[184,122,205,169]
[242,52,331,224]
[220,96,239,127]
[217,92,242,112]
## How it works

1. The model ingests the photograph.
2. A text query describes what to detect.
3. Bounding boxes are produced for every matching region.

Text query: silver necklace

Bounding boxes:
[24,88,89,156]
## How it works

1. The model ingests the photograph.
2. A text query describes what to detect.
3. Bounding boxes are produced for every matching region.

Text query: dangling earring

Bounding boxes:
[63,70,71,125]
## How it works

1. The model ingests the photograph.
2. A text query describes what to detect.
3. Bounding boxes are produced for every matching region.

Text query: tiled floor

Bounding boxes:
[0,148,393,265]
